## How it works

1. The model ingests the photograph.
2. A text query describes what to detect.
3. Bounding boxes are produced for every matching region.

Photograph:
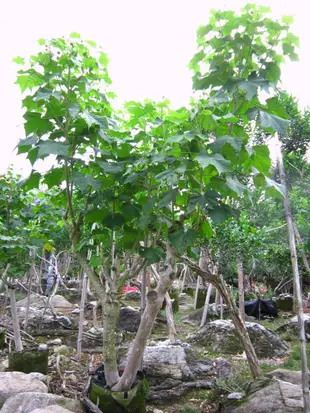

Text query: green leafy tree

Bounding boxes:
[15,4,297,394]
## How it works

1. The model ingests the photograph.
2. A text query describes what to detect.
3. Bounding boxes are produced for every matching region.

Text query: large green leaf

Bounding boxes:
[225,176,248,196]
[121,204,141,220]
[251,145,271,174]
[72,171,102,191]
[139,246,164,264]
[97,160,124,174]
[24,112,53,136]
[85,208,109,223]
[20,171,41,190]
[208,136,243,154]
[208,204,235,223]
[34,88,62,101]
[38,141,69,157]
[158,189,178,208]
[196,153,231,174]
[69,103,80,118]
[83,111,109,129]
[102,214,124,229]
[170,229,198,252]
[200,221,213,239]
[258,110,290,136]
[43,167,64,188]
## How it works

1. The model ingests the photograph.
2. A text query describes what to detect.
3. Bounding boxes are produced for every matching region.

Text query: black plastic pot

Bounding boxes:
[8,348,48,374]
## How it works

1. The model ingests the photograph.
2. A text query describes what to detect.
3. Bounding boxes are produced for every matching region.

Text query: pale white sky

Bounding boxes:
[0,0,309,174]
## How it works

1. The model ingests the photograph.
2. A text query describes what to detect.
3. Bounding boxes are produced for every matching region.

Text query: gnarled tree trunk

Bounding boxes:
[113,259,176,392]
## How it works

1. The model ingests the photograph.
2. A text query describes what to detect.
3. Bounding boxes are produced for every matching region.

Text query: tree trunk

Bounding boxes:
[182,256,261,378]
[277,142,310,413]
[200,283,213,327]
[76,273,88,360]
[141,266,147,312]
[102,287,120,387]
[113,262,175,392]
[165,292,177,343]
[9,286,23,352]
[237,255,245,322]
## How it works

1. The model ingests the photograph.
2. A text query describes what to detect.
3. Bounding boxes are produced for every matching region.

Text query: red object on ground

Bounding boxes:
[122,286,138,294]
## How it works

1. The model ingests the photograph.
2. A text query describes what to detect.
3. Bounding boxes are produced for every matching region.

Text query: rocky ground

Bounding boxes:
[0,290,307,413]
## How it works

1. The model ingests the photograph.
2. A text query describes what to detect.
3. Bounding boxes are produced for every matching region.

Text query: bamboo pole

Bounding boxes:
[200,283,213,327]
[237,255,245,322]
[276,139,310,413]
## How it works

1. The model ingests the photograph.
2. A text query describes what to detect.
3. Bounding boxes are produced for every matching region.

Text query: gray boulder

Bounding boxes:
[276,314,310,338]
[25,315,75,336]
[0,372,48,407]
[265,369,308,386]
[0,392,83,413]
[16,294,73,311]
[121,341,235,403]
[179,293,194,311]
[28,407,73,413]
[182,305,227,326]
[223,379,303,412]
[276,294,294,311]
[123,291,141,301]
[187,320,289,358]
[118,306,141,332]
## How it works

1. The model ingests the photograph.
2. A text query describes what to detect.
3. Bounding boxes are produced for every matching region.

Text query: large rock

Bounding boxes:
[187,320,290,358]
[178,293,194,311]
[0,372,48,407]
[28,407,73,413]
[25,315,75,336]
[276,314,310,338]
[276,294,294,311]
[82,327,123,351]
[123,291,141,301]
[117,306,141,332]
[0,392,83,413]
[121,341,235,403]
[16,294,73,311]
[223,378,303,412]
[182,305,227,326]
[265,369,307,386]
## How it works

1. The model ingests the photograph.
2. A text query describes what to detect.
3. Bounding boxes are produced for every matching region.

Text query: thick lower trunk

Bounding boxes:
[102,289,120,387]
[9,286,23,352]
[76,273,88,360]
[237,256,245,322]
[113,264,175,392]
